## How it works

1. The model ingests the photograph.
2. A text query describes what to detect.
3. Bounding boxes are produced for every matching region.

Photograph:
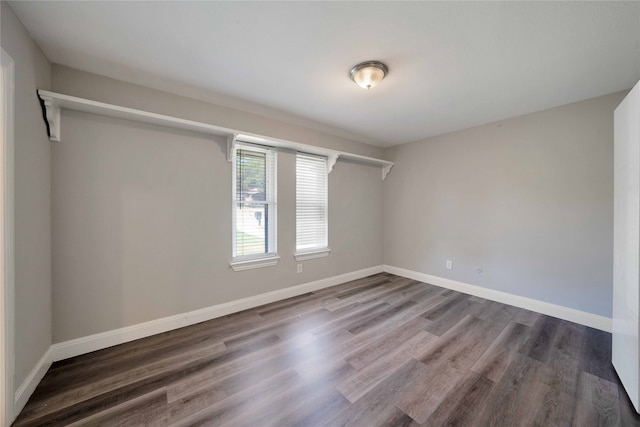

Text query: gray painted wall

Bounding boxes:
[383,91,627,318]
[1,1,52,391]
[51,79,383,343]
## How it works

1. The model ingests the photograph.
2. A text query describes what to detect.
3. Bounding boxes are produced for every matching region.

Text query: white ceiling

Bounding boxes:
[9,1,640,147]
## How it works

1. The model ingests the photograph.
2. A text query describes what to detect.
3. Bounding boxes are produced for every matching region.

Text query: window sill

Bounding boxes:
[230,256,280,272]
[294,249,331,261]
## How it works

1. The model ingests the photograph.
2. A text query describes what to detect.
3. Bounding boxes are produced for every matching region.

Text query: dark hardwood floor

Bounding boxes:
[13,273,640,426]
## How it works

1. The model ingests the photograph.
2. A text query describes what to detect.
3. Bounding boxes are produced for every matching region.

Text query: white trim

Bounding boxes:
[38,94,60,142]
[230,256,281,272]
[226,133,237,162]
[382,163,393,180]
[326,153,338,174]
[14,348,52,418]
[383,265,612,332]
[50,265,384,362]
[1,48,15,426]
[37,90,393,180]
[294,249,331,261]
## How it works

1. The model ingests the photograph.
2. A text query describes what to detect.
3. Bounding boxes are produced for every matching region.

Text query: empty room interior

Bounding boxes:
[2,1,640,426]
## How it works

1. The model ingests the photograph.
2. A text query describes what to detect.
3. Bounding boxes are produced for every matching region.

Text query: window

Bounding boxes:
[231,143,278,270]
[296,153,330,260]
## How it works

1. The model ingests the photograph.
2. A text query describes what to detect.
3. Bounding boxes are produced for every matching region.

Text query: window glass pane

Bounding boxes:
[233,144,276,259]
[235,203,268,256]
[236,149,266,202]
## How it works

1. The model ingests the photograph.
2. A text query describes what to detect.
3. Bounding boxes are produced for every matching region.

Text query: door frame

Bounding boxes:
[1,47,16,425]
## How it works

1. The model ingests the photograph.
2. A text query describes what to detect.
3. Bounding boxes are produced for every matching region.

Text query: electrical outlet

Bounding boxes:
[446,260,453,270]
[297,264,303,273]
[476,267,483,273]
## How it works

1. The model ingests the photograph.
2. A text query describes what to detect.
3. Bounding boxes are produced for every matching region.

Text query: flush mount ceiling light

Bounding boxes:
[349,60,388,90]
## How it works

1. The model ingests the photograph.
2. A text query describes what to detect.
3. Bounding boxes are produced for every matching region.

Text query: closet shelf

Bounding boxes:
[38,90,393,180]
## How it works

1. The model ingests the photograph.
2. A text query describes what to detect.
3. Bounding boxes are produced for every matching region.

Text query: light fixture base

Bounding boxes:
[349,60,388,90]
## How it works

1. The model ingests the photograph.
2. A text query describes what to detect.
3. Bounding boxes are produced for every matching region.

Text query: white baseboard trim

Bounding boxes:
[14,347,52,417]
[51,265,384,362]
[383,265,612,332]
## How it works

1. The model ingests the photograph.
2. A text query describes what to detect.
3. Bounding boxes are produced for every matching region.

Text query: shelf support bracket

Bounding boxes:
[382,163,393,180]
[39,94,61,142]
[226,134,238,162]
[327,153,339,174]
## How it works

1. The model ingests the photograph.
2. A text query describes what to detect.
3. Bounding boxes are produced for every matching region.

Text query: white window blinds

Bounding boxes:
[296,153,328,252]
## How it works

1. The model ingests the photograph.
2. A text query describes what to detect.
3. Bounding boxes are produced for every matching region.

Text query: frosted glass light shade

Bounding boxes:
[350,61,388,90]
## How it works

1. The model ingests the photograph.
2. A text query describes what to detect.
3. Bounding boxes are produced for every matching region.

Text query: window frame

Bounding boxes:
[230,142,279,271]
[295,152,330,261]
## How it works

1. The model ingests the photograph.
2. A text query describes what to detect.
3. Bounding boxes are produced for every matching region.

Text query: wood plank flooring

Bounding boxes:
[12,273,640,426]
